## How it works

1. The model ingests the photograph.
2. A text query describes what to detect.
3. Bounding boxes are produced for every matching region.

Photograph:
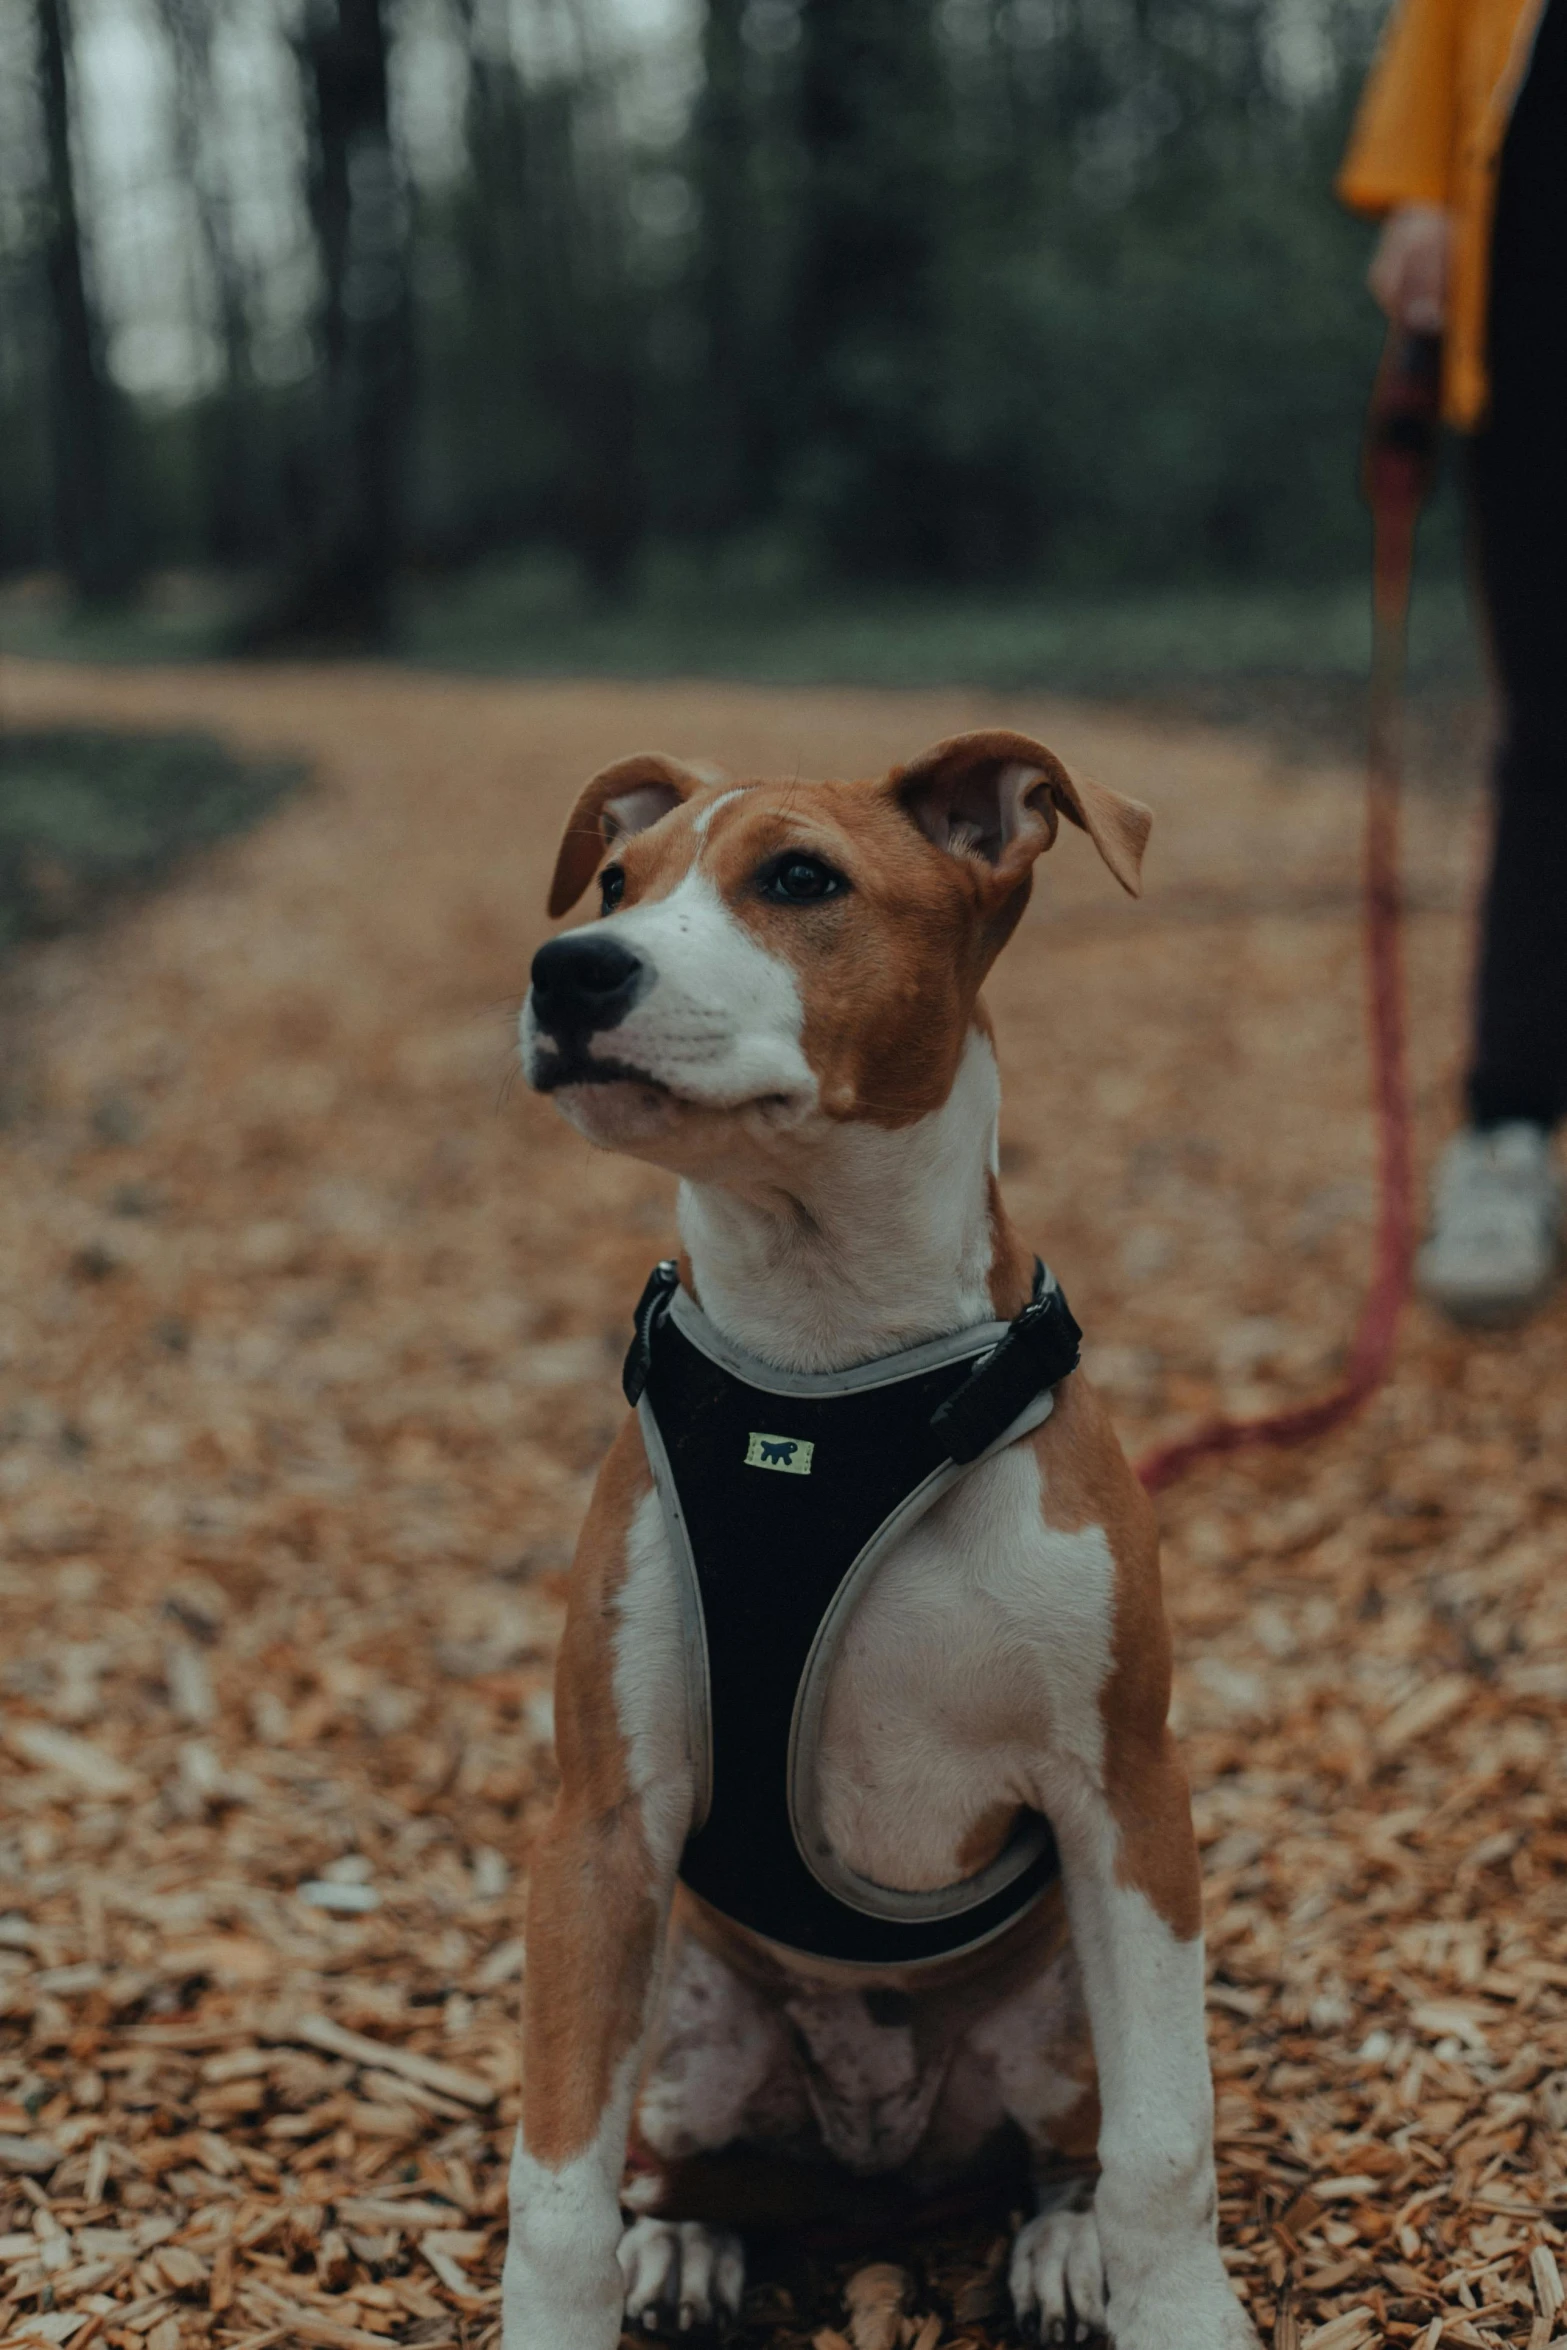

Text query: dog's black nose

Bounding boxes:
[530,932,647,1037]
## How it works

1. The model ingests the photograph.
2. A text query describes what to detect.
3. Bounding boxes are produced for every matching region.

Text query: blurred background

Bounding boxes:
[0,0,1478,712]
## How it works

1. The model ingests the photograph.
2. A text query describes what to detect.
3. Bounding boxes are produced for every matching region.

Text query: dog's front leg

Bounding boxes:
[503,1805,674,2349]
[1047,1733,1258,2350]
[503,1446,694,2350]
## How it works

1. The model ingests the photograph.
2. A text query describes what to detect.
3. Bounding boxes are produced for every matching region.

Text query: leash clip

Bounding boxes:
[623,1258,680,1405]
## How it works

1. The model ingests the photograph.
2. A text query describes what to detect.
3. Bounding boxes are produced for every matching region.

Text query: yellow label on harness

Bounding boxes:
[745,1432,814,1475]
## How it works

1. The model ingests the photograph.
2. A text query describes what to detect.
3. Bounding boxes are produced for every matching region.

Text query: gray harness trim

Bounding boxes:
[635,1390,715,1829]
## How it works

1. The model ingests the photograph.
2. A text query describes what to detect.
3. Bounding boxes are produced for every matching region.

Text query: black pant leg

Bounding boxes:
[1464,0,1567,1132]
[1466,707,1567,1131]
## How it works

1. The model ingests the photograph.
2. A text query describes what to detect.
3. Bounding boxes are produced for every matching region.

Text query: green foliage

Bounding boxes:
[0,728,301,949]
[934,119,1393,582]
[717,4,1404,585]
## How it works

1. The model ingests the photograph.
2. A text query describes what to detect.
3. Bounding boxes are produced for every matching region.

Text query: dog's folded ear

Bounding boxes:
[894,730,1151,898]
[547,753,713,917]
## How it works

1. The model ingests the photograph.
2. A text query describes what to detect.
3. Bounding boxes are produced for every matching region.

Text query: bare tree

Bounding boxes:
[690,0,751,533]
[34,0,125,600]
[153,0,256,562]
[249,0,411,646]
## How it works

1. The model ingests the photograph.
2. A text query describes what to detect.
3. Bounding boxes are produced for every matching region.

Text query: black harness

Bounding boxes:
[623,1259,1083,1967]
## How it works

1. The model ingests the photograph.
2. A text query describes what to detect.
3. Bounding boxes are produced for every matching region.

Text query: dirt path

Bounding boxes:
[0,658,1562,2350]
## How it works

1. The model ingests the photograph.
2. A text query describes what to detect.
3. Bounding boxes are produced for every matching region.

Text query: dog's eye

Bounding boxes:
[762,855,847,905]
[599,863,626,914]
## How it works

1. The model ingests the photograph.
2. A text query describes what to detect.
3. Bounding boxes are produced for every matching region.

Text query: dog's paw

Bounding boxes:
[1101,2248,1260,2350]
[617,2218,744,2335]
[1010,2200,1106,2343]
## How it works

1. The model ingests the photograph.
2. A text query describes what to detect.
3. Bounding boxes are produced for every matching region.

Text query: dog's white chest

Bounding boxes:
[808,1443,1116,1894]
[615,1415,1116,1914]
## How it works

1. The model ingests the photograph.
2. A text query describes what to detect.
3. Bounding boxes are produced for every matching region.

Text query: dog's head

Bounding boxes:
[520,730,1150,1174]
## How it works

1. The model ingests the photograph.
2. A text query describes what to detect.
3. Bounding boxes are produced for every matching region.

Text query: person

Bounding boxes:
[1339,0,1566,1324]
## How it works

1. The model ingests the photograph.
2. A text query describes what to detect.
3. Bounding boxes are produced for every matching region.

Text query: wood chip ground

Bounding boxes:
[0,660,1562,2350]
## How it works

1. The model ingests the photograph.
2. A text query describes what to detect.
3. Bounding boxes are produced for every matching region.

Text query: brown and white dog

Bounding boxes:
[504,731,1259,2350]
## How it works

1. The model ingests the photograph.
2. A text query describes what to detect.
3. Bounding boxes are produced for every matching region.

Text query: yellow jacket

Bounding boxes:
[1338,0,1547,426]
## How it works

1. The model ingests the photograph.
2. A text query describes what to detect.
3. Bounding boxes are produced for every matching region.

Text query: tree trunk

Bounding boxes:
[35,0,125,602]
[154,0,256,564]
[691,0,752,533]
[250,0,410,646]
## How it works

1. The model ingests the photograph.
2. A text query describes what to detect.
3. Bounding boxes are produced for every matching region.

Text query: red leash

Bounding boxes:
[1134,330,1443,1496]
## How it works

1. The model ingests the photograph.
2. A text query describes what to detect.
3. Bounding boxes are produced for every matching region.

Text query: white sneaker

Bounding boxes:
[1417,1122,1563,1326]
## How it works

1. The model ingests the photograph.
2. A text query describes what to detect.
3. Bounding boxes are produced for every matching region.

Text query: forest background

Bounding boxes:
[0,0,1475,698]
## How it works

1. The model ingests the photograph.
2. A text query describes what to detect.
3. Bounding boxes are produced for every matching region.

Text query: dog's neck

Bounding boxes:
[676,1027,1032,1373]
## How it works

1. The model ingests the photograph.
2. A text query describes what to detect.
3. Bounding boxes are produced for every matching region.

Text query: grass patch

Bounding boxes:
[400,546,1487,788]
[0,728,302,953]
[402,545,1478,699]
[3,543,1478,697]
[0,571,254,666]
[2,528,1488,787]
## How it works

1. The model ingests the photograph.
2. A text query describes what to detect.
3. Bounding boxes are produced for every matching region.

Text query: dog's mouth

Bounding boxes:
[531,1046,669,1098]
[530,1049,803,1132]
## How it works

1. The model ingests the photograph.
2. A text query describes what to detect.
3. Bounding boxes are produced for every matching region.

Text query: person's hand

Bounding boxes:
[1368,203,1452,333]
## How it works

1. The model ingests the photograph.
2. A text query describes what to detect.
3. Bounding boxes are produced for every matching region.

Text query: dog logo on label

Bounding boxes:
[745,1432,814,1475]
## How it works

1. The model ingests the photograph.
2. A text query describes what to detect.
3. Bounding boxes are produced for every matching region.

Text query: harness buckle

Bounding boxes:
[929,1259,1082,1464]
[623,1258,681,1404]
